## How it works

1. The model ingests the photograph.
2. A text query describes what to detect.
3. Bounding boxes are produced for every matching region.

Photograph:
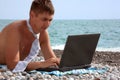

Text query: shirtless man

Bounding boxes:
[0,0,59,71]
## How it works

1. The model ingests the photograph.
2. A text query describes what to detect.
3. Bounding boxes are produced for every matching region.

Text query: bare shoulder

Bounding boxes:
[1,20,26,37]
[1,20,24,32]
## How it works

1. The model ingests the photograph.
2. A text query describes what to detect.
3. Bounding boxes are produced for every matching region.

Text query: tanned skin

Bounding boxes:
[0,11,60,71]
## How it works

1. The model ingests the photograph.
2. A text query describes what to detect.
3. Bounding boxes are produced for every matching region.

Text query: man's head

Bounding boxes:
[29,0,54,33]
[30,0,54,15]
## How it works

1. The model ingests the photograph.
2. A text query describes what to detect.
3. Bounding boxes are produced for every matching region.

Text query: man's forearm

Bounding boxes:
[26,61,43,71]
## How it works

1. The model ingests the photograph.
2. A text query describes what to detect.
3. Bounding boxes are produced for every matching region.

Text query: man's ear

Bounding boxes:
[30,11,35,18]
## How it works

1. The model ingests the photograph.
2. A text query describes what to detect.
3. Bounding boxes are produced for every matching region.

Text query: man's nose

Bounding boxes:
[45,21,50,26]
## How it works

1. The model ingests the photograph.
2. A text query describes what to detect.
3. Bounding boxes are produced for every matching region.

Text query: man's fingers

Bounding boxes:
[49,63,58,68]
[43,58,60,68]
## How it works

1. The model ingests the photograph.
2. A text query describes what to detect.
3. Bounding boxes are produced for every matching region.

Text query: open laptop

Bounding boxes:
[36,33,100,72]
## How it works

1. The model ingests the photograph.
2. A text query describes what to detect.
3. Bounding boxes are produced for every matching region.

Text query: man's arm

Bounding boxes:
[4,25,21,70]
[40,30,57,60]
[40,30,57,59]
[40,30,60,64]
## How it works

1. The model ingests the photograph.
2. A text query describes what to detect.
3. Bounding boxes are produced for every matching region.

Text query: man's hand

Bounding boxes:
[56,58,60,65]
[40,57,60,68]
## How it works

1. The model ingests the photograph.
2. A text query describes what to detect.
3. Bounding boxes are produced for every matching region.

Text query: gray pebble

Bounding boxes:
[44,74,52,79]
[0,75,5,79]
[6,71,13,76]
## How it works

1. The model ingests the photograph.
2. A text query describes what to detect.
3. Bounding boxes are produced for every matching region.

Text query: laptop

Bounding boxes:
[36,33,100,72]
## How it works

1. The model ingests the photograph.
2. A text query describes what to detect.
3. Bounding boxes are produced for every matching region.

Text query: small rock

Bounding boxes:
[0,75,5,79]
[94,77,100,80]
[60,76,68,80]
[44,74,52,79]
[6,71,13,76]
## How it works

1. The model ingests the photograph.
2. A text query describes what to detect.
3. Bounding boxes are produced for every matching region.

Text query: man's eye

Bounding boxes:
[49,19,52,22]
[42,18,52,22]
[42,19,47,21]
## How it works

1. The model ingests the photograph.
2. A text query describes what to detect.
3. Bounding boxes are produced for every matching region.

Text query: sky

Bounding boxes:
[0,0,120,20]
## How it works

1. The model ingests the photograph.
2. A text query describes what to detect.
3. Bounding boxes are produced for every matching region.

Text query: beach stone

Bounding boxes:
[31,74,41,79]
[17,72,23,76]
[21,71,28,76]
[2,72,10,79]
[94,77,100,80]
[21,76,26,79]
[6,71,13,76]
[52,75,59,80]
[0,75,5,79]
[37,75,44,79]
[15,76,23,80]
[44,74,52,79]
[68,77,74,80]
[29,77,34,80]
[25,73,31,78]
[60,76,68,80]
[72,76,80,80]
[35,72,43,77]
[109,75,118,80]
[79,74,89,79]
[85,74,94,80]
[36,71,42,74]
[30,75,37,79]
[32,73,44,80]
[10,77,16,80]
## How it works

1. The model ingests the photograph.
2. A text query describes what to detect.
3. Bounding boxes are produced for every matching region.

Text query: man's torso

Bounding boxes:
[0,20,36,64]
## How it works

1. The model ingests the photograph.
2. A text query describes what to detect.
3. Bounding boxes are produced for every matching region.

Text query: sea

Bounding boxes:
[0,19,120,52]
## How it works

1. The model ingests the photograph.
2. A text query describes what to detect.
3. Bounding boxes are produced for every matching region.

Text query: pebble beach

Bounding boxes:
[0,50,120,80]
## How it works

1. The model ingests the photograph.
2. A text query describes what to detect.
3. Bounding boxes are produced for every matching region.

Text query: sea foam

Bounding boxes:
[52,45,120,52]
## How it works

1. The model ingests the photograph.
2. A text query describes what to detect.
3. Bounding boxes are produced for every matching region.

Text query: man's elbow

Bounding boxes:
[6,62,17,71]
[7,65,15,71]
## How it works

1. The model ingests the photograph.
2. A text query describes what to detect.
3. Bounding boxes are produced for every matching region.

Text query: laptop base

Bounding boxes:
[36,64,91,72]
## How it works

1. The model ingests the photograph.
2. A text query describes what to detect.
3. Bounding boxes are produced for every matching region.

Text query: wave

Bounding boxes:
[52,45,120,52]
[97,47,120,52]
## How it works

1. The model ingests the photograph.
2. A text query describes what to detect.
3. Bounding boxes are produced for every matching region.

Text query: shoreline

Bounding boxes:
[52,45,120,52]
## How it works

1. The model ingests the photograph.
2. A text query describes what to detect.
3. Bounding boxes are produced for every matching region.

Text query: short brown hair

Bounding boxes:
[30,0,54,15]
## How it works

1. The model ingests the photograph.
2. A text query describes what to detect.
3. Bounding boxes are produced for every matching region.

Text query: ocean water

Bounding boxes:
[0,19,120,52]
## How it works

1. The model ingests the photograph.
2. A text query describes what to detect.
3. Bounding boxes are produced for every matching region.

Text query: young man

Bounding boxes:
[0,0,59,72]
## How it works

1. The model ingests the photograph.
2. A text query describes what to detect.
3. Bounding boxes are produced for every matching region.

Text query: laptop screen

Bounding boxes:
[59,33,100,68]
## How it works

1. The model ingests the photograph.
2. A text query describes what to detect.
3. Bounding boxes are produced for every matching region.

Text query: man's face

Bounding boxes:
[31,11,54,33]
